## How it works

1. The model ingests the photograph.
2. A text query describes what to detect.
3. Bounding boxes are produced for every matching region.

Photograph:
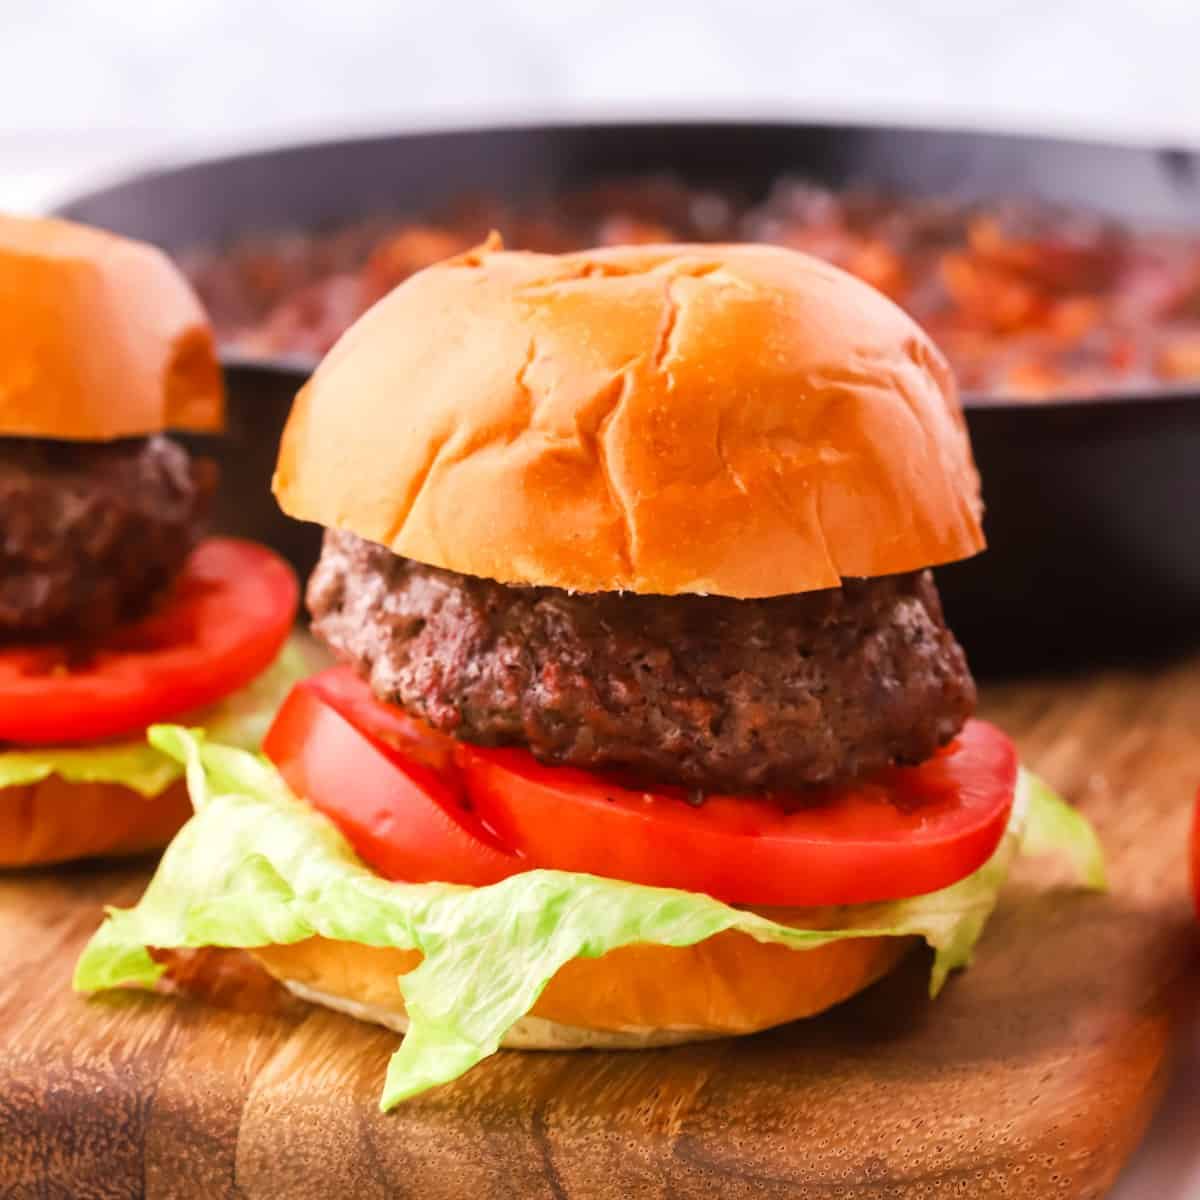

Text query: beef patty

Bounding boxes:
[309,531,976,794]
[0,435,215,641]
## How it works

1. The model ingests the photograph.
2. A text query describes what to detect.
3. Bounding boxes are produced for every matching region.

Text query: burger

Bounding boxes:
[0,214,303,867]
[76,240,1104,1106]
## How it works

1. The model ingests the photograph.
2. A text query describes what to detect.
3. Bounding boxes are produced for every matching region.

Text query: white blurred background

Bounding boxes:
[4,0,1200,211]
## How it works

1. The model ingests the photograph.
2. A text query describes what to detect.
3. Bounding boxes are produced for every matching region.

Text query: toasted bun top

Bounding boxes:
[274,239,983,597]
[0,214,224,440]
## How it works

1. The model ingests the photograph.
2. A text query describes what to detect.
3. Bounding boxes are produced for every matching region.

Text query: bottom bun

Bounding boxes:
[0,776,192,868]
[280,978,717,1049]
[253,924,915,1050]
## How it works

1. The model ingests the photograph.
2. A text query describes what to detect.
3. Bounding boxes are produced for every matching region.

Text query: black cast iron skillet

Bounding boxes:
[56,121,1200,676]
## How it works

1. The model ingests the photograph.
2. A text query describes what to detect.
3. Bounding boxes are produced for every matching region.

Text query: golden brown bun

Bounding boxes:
[0,214,224,440]
[0,776,191,868]
[252,927,914,1049]
[275,239,983,597]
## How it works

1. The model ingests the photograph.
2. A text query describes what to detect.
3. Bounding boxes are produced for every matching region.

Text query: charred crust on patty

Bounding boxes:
[309,530,976,794]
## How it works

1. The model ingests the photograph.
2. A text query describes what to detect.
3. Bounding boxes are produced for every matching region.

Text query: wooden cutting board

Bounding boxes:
[0,657,1197,1200]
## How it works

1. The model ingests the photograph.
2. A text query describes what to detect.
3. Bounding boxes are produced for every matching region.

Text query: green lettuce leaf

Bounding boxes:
[1020,770,1108,891]
[0,641,309,797]
[75,728,1105,1108]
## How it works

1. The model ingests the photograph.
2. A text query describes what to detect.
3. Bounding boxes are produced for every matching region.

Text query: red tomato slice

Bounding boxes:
[264,667,1018,906]
[0,539,298,745]
[301,665,460,778]
[459,725,1016,906]
[263,672,520,887]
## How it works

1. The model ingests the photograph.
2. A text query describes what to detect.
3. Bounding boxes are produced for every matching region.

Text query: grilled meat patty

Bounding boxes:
[0,435,215,641]
[308,530,976,794]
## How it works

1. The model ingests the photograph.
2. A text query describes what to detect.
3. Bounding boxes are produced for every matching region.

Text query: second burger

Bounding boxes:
[0,215,303,866]
[77,240,1105,1105]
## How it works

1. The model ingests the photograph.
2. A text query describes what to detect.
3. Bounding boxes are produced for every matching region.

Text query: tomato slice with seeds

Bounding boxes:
[0,539,298,745]
[264,667,1018,906]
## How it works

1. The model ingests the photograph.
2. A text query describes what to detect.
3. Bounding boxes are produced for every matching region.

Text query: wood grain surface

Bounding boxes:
[0,656,1197,1199]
